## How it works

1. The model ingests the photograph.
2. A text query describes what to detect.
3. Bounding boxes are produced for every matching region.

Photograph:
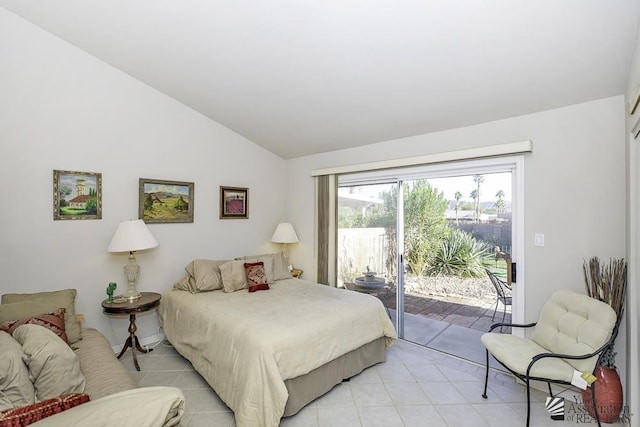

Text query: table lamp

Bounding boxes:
[270,222,299,263]
[107,219,158,300]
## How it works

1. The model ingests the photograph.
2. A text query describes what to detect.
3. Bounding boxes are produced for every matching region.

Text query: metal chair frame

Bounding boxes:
[484,268,512,323]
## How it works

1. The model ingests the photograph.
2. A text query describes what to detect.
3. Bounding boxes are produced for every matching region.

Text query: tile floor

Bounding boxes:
[118,340,623,427]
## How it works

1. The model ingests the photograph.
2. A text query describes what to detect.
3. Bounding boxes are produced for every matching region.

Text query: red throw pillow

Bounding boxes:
[0,393,90,427]
[0,308,69,344]
[244,261,270,292]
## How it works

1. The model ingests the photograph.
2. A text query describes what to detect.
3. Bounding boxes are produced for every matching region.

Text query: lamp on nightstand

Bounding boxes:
[271,222,299,263]
[107,219,159,301]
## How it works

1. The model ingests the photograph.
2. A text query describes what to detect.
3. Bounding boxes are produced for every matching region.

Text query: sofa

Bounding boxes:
[0,289,185,426]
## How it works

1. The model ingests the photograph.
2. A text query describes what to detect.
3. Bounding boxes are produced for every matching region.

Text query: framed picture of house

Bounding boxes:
[53,170,102,220]
[139,178,194,224]
[220,186,249,219]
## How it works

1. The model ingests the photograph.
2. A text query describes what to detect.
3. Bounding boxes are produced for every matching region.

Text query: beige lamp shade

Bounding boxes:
[270,223,299,244]
[107,219,159,253]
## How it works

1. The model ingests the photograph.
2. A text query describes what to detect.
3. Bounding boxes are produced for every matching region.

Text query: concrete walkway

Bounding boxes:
[379,291,512,366]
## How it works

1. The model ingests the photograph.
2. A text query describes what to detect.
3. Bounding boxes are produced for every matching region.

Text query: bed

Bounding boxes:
[159,276,396,427]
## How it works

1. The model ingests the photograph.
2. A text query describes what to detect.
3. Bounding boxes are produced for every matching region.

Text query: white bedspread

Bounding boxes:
[159,279,396,427]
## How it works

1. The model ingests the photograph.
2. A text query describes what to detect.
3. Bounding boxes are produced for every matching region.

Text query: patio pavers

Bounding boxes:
[380,291,511,332]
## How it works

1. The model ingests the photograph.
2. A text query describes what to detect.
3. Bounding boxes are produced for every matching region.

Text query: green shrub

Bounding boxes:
[428,229,491,278]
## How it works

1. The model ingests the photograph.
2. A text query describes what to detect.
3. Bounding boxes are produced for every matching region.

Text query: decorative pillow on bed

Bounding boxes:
[235,252,292,281]
[0,332,35,412]
[243,262,270,292]
[219,261,248,293]
[12,325,86,401]
[237,256,274,283]
[0,309,69,345]
[1,289,81,344]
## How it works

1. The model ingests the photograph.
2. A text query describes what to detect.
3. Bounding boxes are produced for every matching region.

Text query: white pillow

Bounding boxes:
[219,260,248,292]
[12,324,86,401]
[0,331,35,411]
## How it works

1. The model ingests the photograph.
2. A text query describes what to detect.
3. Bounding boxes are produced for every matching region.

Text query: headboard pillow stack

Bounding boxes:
[235,252,292,281]
[173,253,294,294]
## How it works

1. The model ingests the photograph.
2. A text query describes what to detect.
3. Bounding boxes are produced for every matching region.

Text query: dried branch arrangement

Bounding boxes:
[583,257,627,322]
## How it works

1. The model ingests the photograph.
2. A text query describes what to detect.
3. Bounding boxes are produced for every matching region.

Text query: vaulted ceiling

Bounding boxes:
[2,1,639,159]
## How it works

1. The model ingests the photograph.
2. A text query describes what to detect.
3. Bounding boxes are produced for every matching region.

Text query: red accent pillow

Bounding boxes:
[0,308,69,344]
[244,261,270,292]
[0,393,90,427]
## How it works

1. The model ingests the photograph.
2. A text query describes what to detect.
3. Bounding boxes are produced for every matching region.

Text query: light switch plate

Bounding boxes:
[534,233,545,247]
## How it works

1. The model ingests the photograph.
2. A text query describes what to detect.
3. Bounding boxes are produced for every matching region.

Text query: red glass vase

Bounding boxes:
[581,366,623,423]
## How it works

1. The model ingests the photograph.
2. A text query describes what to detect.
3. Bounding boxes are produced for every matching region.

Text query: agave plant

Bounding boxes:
[428,229,491,278]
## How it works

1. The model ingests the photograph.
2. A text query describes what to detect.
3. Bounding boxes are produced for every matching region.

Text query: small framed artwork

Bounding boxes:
[53,170,102,220]
[220,186,249,219]
[139,178,194,224]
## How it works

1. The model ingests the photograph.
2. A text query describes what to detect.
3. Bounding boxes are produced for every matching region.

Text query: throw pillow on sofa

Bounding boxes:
[0,332,34,412]
[0,309,69,344]
[0,393,90,427]
[12,325,86,401]
[1,289,82,344]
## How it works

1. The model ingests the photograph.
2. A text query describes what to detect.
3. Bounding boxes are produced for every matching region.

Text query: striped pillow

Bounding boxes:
[0,309,69,344]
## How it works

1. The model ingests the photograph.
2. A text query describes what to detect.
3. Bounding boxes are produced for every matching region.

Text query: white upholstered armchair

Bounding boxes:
[481,289,617,427]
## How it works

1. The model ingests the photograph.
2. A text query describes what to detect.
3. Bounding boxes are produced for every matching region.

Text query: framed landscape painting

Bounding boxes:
[53,170,102,220]
[139,178,194,224]
[220,186,248,219]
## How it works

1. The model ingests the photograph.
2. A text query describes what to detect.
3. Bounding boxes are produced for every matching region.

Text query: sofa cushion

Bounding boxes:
[0,332,34,411]
[28,386,184,427]
[12,325,86,401]
[1,289,82,344]
[72,328,138,400]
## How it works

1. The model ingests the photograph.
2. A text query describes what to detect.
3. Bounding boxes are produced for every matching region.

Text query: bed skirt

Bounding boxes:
[282,336,387,417]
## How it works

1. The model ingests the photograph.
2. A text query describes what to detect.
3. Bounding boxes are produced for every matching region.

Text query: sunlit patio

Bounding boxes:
[378,290,512,367]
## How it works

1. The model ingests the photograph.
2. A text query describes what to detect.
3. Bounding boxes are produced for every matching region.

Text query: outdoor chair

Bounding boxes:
[481,289,617,427]
[484,268,512,323]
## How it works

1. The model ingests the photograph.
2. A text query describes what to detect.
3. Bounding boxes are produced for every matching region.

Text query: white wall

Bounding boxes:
[0,9,288,346]
[625,19,640,426]
[287,95,628,386]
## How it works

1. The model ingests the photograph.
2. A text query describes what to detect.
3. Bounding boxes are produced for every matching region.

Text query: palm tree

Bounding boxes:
[470,189,479,222]
[495,190,505,214]
[472,174,484,222]
[454,191,462,224]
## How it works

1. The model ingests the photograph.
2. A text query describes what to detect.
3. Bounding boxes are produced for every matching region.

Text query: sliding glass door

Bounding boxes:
[338,156,523,348]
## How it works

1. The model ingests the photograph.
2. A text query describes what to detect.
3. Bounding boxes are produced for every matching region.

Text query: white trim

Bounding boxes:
[311,140,532,177]
[511,155,526,338]
[627,130,639,423]
[339,156,520,185]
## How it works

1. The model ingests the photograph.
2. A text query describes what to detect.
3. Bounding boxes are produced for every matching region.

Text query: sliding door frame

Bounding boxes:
[339,155,525,338]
